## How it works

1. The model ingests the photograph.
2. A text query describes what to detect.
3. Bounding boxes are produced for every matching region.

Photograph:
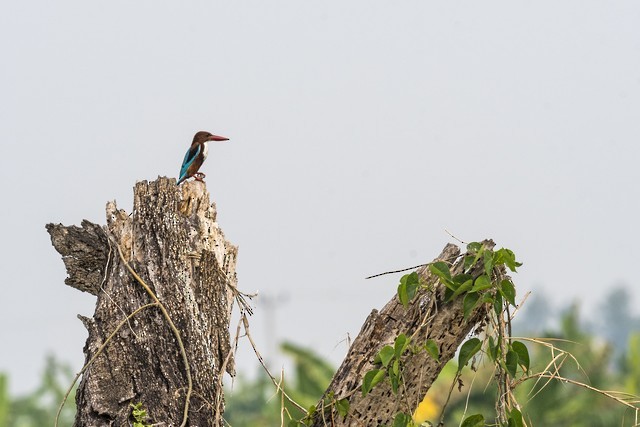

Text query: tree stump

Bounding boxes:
[311,242,494,426]
[46,177,237,426]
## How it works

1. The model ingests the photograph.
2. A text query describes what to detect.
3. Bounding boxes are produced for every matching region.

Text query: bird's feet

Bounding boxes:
[194,172,206,181]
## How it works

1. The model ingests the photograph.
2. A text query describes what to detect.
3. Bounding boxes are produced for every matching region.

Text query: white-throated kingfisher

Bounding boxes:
[177,131,229,185]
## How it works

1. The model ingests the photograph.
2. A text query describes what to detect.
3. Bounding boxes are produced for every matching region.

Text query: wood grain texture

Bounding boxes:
[47,177,237,426]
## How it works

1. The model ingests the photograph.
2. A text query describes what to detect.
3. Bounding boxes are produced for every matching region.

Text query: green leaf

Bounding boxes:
[398,273,420,307]
[389,360,402,393]
[405,271,419,286]
[461,413,485,427]
[443,286,454,301]
[458,338,482,371]
[500,279,517,307]
[362,369,386,396]
[307,404,317,417]
[464,243,484,273]
[480,293,494,304]
[467,242,482,253]
[449,278,473,301]
[463,292,480,320]
[452,273,473,285]
[393,412,412,427]
[336,398,350,418]
[424,339,440,361]
[511,341,530,373]
[288,421,301,427]
[495,248,522,272]
[130,403,147,422]
[397,282,408,307]
[484,249,494,277]
[392,359,400,376]
[488,336,498,361]
[508,408,524,427]
[377,345,395,367]
[394,334,410,358]
[463,255,476,272]
[470,274,492,292]
[406,279,420,300]
[399,273,408,286]
[505,349,519,378]
[493,292,503,317]
[390,368,400,393]
[430,261,452,283]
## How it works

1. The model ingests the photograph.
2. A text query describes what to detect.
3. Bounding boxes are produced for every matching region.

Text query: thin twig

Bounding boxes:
[444,229,466,244]
[279,368,286,427]
[365,252,462,280]
[241,313,307,413]
[459,370,478,427]
[365,263,428,280]
[98,234,139,339]
[214,304,247,425]
[508,291,531,320]
[520,374,640,412]
[438,371,461,426]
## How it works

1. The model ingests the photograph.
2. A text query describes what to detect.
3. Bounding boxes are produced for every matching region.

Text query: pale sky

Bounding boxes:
[1,1,639,394]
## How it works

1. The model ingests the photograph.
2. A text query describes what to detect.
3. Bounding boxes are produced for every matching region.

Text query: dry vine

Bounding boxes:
[54,236,194,427]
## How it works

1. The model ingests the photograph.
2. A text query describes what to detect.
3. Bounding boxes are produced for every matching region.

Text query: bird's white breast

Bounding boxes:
[201,141,209,160]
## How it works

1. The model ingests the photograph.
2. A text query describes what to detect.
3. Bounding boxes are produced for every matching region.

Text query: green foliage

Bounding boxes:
[507,408,523,427]
[388,243,638,426]
[336,397,350,417]
[363,334,412,397]
[0,374,9,427]
[396,242,522,317]
[510,341,530,374]
[424,339,440,362]
[4,243,640,427]
[391,411,412,427]
[504,348,519,378]
[429,261,452,284]
[428,301,640,427]
[225,372,281,426]
[493,248,522,272]
[510,305,628,426]
[379,242,525,424]
[224,341,335,426]
[462,292,480,320]
[280,341,336,407]
[624,333,640,395]
[460,413,484,427]
[499,279,516,306]
[1,355,76,427]
[397,272,421,307]
[362,369,386,397]
[130,402,151,427]
[457,338,481,372]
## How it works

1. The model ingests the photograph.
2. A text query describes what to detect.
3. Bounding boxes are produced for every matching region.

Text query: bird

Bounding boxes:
[177,131,229,185]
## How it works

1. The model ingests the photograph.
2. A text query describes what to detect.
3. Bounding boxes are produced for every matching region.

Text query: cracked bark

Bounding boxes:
[46,177,237,426]
[311,241,495,427]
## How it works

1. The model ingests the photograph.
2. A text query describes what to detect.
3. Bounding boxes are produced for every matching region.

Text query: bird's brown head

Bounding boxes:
[193,131,229,144]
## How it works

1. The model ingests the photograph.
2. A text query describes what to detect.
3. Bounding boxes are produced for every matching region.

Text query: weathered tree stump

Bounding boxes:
[47,177,237,426]
[311,242,494,426]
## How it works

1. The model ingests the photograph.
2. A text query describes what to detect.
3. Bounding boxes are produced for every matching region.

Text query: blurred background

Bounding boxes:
[1,1,639,425]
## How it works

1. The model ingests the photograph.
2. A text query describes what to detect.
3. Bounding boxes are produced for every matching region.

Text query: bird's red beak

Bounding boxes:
[208,134,229,142]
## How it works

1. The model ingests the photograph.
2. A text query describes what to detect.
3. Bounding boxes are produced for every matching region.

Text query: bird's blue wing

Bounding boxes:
[178,144,202,182]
